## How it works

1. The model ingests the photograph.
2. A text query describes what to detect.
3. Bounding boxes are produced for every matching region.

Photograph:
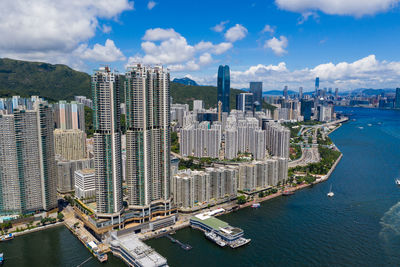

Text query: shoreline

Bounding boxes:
[10,221,64,238]
[142,121,345,241]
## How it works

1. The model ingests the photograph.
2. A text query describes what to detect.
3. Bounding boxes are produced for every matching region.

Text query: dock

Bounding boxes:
[164,234,192,250]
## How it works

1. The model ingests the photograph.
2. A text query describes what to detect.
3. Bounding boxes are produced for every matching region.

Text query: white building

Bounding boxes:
[75,169,96,200]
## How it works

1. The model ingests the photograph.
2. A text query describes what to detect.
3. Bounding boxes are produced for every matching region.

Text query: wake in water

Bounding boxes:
[379,201,400,262]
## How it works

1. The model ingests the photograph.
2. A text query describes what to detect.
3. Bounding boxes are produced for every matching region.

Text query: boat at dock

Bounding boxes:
[229,238,251,248]
[205,231,226,247]
[97,253,108,263]
[0,252,3,264]
[251,203,261,208]
[0,233,14,241]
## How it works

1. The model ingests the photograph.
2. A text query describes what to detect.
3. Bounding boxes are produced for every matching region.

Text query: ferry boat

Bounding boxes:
[0,252,3,264]
[282,191,294,196]
[97,253,108,263]
[395,179,400,186]
[0,233,14,241]
[229,238,251,248]
[204,231,226,247]
[251,203,261,208]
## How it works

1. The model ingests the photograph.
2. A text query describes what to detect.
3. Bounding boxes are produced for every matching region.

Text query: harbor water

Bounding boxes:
[1,107,400,266]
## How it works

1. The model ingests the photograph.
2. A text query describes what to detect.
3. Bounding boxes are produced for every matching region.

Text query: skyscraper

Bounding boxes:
[125,64,171,220]
[283,86,288,99]
[250,82,262,105]
[299,87,303,99]
[236,93,254,112]
[395,88,400,109]
[217,65,230,113]
[92,67,123,216]
[315,77,320,95]
[0,102,57,214]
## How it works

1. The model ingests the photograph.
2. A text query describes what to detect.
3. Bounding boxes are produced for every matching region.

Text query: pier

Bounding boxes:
[164,234,192,250]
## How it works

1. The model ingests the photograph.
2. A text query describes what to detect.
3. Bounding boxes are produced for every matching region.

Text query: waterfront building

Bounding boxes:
[54,129,86,160]
[92,66,123,216]
[250,82,262,106]
[236,93,254,113]
[125,64,172,220]
[53,100,85,130]
[264,122,290,159]
[171,167,237,210]
[217,65,230,113]
[75,169,96,200]
[0,101,57,214]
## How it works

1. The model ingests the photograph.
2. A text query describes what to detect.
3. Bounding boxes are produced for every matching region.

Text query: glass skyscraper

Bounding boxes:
[217,65,230,113]
[250,82,262,105]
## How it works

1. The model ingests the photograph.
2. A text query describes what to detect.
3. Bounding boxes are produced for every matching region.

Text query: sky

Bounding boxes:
[1,0,400,91]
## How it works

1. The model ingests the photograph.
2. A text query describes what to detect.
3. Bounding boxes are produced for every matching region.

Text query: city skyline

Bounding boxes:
[1,1,400,90]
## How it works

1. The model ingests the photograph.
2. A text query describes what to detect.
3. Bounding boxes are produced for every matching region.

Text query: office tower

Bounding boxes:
[283,86,288,99]
[250,82,263,105]
[0,102,57,214]
[125,64,171,218]
[395,88,400,109]
[217,65,230,113]
[301,99,313,121]
[54,101,85,130]
[92,67,123,216]
[299,87,303,99]
[236,93,254,112]
[315,77,320,92]
[193,100,204,112]
[335,88,339,99]
[54,129,86,160]
[264,122,290,158]
[75,169,96,200]
[218,101,222,122]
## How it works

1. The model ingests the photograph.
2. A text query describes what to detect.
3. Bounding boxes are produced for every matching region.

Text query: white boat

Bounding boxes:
[358,126,364,130]
[395,179,400,186]
[367,124,372,127]
[327,185,334,197]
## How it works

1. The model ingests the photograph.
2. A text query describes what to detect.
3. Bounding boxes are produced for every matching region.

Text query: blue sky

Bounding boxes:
[1,0,400,91]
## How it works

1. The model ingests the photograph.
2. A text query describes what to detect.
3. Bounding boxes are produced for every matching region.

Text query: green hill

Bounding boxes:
[0,58,90,101]
[0,58,275,112]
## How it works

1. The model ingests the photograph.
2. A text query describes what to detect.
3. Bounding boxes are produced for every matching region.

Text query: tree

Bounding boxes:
[258,192,264,198]
[57,212,64,222]
[237,195,246,204]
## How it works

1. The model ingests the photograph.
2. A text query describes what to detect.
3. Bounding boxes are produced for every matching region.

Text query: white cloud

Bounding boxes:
[199,53,213,65]
[0,0,133,62]
[265,36,288,56]
[78,39,126,62]
[297,11,319,24]
[213,55,400,90]
[102,25,112,34]
[225,24,248,42]
[212,21,229,32]
[147,1,157,10]
[261,25,275,34]
[129,28,233,72]
[275,0,400,17]
[142,28,180,41]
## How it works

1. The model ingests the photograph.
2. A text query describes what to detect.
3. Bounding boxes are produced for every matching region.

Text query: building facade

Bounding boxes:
[217,65,230,113]
[92,67,123,216]
[125,64,172,219]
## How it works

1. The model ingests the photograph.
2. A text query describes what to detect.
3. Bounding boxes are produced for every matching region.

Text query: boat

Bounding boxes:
[251,203,261,208]
[205,231,226,247]
[0,233,14,241]
[229,237,251,248]
[327,185,334,197]
[282,190,294,196]
[358,126,364,130]
[0,253,3,264]
[395,179,400,186]
[367,124,372,127]
[97,253,108,263]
